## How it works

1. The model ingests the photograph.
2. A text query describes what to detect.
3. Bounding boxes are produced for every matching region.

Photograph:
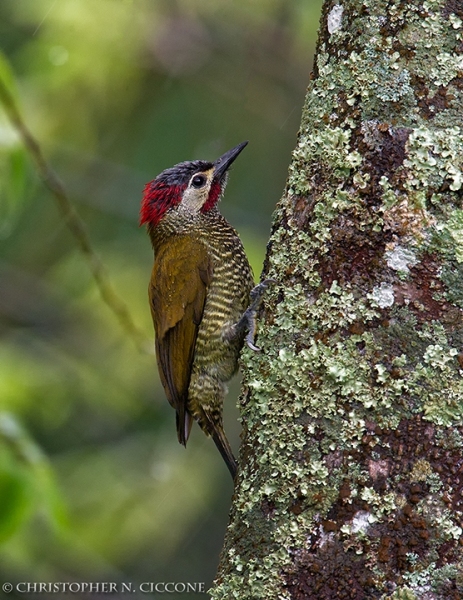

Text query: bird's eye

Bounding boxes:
[191,174,207,189]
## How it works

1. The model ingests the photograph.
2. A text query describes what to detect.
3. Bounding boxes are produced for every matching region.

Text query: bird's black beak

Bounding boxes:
[213,141,248,181]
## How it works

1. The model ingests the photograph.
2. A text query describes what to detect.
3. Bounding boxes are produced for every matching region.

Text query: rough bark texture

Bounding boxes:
[211,1,463,599]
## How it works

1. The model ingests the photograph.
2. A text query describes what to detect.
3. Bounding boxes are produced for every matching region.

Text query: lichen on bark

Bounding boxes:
[211,1,463,598]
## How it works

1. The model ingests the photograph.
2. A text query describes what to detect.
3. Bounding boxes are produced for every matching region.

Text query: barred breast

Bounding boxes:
[188,212,254,429]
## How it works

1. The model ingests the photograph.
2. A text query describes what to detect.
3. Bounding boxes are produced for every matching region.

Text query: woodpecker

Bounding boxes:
[141,141,271,480]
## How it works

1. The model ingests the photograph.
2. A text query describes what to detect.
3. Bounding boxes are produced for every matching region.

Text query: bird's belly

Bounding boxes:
[193,289,246,381]
[188,238,254,398]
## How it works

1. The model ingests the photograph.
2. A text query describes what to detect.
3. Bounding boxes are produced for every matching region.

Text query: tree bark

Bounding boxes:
[212,0,463,598]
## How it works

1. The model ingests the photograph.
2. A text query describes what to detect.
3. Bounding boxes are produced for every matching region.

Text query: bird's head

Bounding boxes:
[140,141,248,227]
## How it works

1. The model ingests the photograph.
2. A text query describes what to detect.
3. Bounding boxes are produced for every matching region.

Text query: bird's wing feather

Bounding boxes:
[149,236,212,445]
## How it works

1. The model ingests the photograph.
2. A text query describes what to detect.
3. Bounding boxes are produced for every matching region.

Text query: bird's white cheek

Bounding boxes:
[180,187,209,213]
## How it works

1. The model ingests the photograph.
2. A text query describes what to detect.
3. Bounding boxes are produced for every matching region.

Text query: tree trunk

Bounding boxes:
[212,0,463,598]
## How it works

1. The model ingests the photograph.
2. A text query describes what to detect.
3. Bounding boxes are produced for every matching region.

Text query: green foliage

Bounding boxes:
[0,0,323,588]
[0,413,66,542]
[0,51,28,238]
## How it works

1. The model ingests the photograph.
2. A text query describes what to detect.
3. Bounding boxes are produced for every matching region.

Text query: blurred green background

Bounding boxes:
[0,0,322,596]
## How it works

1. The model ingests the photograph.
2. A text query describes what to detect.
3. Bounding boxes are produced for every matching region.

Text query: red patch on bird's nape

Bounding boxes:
[140,181,185,227]
[201,180,222,213]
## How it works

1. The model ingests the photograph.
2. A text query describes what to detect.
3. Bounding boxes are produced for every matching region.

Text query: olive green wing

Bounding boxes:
[149,237,212,445]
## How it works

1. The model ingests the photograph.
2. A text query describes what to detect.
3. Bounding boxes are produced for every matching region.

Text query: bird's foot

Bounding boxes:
[229,279,276,351]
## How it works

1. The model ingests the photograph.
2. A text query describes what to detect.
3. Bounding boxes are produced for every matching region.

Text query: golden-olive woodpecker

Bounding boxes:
[140,142,271,479]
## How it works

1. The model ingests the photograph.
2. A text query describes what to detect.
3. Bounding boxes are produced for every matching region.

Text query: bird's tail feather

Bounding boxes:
[176,410,193,446]
[211,427,237,480]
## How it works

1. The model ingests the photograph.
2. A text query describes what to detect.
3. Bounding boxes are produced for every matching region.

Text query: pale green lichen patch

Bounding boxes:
[369,282,395,308]
[404,127,463,192]
[327,4,344,35]
[385,586,418,600]
[430,53,463,87]
[385,245,418,274]
[445,209,463,262]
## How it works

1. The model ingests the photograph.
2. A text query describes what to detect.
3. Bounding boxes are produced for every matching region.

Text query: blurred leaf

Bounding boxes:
[0,49,18,101]
[0,456,32,543]
[0,145,28,238]
[0,50,28,238]
[0,413,67,543]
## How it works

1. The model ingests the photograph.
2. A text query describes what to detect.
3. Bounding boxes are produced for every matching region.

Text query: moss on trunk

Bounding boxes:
[212,1,463,598]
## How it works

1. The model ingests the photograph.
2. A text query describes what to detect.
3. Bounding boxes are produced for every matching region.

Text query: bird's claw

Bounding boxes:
[245,317,261,351]
[249,278,277,303]
[246,337,261,352]
[245,278,277,351]
[227,279,276,350]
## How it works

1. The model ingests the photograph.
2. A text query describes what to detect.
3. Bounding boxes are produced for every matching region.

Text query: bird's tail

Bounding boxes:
[176,410,193,446]
[211,426,237,480]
